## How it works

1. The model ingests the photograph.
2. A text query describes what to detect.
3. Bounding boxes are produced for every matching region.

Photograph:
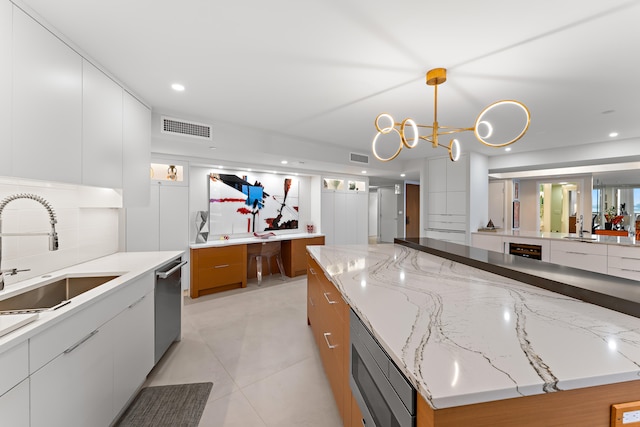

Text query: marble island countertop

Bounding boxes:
[307,243,640,409]
[472,229,638,246]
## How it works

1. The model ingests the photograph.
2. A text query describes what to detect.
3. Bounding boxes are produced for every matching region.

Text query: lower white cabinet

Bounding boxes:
[29,273,156,426]
[549,240,607,274]
[0,379,29,427]
[113,290,154,413]
[31,319,115,427]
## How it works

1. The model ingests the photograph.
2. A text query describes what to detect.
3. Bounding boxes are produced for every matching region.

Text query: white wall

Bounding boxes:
[0,177,121,286]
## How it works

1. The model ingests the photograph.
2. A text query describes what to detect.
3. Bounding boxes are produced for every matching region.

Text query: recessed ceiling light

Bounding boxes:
[171,83,185,92]
[247,168,252,172]
[361,170,367,174]
[609,132,619,137]
[505,147,512,152]
[281,160,288,164]
[400,173,406,177]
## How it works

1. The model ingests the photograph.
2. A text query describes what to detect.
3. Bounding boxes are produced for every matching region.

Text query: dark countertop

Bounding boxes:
[396,237,640,319]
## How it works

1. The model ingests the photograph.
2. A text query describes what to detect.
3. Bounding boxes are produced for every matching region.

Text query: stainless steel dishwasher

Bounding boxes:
[155,258,187,365]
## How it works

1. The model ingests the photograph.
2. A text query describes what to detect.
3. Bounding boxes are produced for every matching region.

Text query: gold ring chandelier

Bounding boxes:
[372,68,531,162]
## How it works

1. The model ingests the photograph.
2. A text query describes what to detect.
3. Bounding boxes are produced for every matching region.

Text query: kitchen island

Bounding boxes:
[308,242,640,426]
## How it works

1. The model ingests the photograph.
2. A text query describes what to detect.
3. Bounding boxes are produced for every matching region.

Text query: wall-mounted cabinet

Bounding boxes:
[2,4,150,203]
[82,60,123,188]
[12,7,82,184]
[122,91,151,206]
[0,1,11,176]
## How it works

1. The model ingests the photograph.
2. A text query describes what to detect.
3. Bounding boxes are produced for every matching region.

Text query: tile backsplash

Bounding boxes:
[0,177,122,286]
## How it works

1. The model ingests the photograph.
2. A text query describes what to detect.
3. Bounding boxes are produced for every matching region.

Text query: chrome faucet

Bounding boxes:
[0,193,59,290]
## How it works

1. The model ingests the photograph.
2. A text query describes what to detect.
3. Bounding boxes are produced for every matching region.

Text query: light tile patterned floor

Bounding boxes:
[145,276,343,427]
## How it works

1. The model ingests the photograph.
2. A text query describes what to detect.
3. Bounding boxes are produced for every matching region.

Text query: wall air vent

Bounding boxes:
[350,152,369,164]
[161,116,212,140]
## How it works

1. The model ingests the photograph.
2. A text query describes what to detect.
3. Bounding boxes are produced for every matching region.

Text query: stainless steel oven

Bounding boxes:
[350,309,416,427]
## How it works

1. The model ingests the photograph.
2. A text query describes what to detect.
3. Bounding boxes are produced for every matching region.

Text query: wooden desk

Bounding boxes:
[190,234,325,298]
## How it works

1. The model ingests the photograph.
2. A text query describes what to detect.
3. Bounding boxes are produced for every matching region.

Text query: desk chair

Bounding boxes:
[247,241,286,285]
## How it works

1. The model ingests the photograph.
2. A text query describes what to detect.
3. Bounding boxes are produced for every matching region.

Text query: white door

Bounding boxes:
[489,181,505,228]
[379,187,397,243]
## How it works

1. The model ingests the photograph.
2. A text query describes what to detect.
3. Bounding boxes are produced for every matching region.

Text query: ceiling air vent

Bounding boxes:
[350,152,369,164]
[161,116,212,140]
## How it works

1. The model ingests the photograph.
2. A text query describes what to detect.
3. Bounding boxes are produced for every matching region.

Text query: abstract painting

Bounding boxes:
[209,172,299,235]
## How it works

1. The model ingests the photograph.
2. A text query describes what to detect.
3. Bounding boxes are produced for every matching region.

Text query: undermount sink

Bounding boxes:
[0,275,119,315]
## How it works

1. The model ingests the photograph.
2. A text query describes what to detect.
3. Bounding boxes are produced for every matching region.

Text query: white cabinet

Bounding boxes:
[0,379,29,427]
[12,7,82,184]
[126,183,189,287]
[549,240,607,274]
[113,289,154,414]
[31,320,115,427]
[82,59,123,188]
[607,245,640,281]
[471,233,504,253]
[123,91,151,207]
[321,179,368,245]
[0,1,11,175]
[29,271,156,426]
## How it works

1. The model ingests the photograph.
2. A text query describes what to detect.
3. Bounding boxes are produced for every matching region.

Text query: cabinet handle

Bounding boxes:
[128,295,146,309]
[621,268,640,273]
[309,267,317,275]
[323,332,337,349]
[64,330,99,354]
[214,264,230,268]
[566,251,588,255]
[323,292,337,304]
[309,296,315,307]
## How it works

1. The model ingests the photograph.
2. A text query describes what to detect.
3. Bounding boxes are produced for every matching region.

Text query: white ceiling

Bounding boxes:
[16,0,640,182]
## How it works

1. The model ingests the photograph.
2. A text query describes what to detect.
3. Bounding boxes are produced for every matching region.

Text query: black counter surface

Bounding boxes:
[396,237,640,319]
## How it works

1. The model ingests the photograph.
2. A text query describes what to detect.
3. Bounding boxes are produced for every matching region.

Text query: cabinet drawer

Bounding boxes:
[550,240,607,256]
[550,250,607,274]
[196,245,245,265]
[425,229,466,243]
[0,340,28,396]
[198,263,245,288]
[608,245,640,259]
[30,273,152,374]
[608,265,640,281]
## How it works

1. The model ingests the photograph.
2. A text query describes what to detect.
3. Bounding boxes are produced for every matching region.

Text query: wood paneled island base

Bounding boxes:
[418,379,640,427]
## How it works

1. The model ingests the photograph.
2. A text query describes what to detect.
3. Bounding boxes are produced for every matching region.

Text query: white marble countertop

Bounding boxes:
[0,251,183,353]
[308,243,640,409]
[190,232,324,249]
[472,229,638,246]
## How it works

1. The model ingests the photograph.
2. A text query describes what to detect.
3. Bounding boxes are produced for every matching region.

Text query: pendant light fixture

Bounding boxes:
[372,68,531,162]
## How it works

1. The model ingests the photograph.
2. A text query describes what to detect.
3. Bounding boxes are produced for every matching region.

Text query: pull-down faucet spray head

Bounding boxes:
[0,193,59,290]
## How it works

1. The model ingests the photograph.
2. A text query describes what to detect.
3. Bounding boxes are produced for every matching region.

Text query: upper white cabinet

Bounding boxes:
[82,60,123,188]
[123,92,151,207]
[12,7,82,184]
[0,1,11,175]
[424,153,488,244]
[321,175,368,245]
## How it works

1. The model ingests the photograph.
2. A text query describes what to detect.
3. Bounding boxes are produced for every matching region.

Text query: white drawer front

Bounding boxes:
[426,230,466,243]
[550,240,607,256]
[608,245,640,259]
[0,340,28,396]
[608,266,640,281]
[551,250,607,274]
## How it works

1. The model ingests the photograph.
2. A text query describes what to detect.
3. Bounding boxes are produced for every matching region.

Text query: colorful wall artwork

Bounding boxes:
[209,172,299,235]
